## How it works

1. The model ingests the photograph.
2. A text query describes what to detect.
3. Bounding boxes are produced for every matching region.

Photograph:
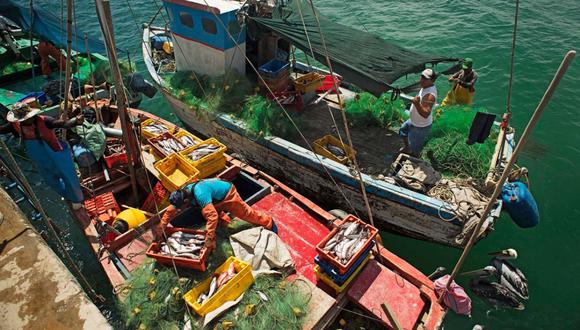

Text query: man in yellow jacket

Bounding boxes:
[441,58,478,106]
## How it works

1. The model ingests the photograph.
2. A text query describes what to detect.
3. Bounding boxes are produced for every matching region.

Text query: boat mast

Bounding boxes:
[61,0,73,122]
[94,0,141,202]
[440,50,575,301]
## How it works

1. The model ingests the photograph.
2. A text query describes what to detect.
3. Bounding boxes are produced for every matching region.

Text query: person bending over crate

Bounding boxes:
[154,178,278,251]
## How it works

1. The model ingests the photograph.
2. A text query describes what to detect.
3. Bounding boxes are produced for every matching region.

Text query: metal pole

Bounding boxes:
[62,0,74,122]
[439,50,575,301]
[95,0,141,203]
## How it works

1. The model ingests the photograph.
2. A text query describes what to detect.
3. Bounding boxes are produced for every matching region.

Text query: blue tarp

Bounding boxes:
[0,0,108,55]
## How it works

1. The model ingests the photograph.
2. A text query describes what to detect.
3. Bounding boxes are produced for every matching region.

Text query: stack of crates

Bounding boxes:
[258,59,290,93]
[179,137,227,179]
[314,215,378,293]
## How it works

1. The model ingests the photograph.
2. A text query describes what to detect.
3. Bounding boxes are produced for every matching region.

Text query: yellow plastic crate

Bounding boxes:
[293,72,324,93]
[140,118,174,140]
[313,135,355,164]
[183,256,254,317]
[179,138,227,178]
[173,130,204,148]
[154,153,200,191]
[314,253,371,294]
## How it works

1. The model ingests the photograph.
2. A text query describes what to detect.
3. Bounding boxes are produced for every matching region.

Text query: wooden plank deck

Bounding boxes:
[286,94,404,175]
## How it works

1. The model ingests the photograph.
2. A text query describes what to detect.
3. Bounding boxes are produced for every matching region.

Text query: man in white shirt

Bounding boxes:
[399,68,438,156]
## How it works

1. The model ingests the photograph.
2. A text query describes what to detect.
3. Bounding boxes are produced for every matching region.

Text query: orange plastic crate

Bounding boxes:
[146,227,209,271]
[315,215,377,275]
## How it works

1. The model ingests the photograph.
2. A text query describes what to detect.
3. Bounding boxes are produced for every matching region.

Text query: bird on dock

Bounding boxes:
[461,248,528,310]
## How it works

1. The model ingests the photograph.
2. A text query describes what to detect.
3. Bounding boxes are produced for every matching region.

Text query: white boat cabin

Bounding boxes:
[163,0,246,75]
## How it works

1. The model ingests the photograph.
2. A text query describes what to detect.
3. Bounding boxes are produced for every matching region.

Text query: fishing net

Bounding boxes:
[239,95,301,139]
[0,61,32,75]
[422,105,498,181]
[202,275,310,330]
[118,219,254,329]
[344,92,408,127]
[168,70,255,120]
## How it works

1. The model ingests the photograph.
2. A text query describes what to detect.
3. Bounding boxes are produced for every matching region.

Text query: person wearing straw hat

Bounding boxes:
[1,102,85,204]
[441,58,478,106]
[154,178,278,251]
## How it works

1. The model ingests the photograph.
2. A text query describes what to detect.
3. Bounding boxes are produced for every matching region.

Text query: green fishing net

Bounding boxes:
[239,95,301,139]
[205,275,310,330]
[168,70,255,120]
[422,105,498,181]
[344,92,408,127]
[120,218,307,330]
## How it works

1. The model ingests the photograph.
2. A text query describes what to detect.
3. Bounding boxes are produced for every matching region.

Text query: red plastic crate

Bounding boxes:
[84,192,121,220]
[104,152,128,168]
[148,132,186,158]
[266,90,303,110]
[316,75,341,93]
[146,227,209,271]
[315,215,378,275]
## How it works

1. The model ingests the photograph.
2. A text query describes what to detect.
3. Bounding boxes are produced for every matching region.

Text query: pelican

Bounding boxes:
[462,266,525,310]
[488,248,529,301]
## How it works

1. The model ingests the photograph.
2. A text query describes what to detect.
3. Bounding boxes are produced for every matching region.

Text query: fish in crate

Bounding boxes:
[159,230,206,260]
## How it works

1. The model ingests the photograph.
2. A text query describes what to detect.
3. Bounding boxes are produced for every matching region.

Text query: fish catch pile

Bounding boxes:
[197,262,237,305]
[160,231,206,259]
[152,136,185,155]
[178,135,200,148]
[143,122,169,135]
[186,143,220,161]
[105,138,125,155]
[323,221,370,265]
[326,143,346,159]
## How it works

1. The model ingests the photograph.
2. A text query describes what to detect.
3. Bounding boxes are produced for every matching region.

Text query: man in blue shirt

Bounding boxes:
[154,178,277,251]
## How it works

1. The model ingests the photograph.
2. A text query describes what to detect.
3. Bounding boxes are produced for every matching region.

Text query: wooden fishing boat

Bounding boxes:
[66,104,448,329]
[0,0,144,116]
[141,0,516,248]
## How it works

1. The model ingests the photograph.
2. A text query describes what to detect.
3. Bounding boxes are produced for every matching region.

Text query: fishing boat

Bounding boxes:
[0,0,147,117]
[141,0,518,248]
[64,102,448,329]
[0,1,451,327]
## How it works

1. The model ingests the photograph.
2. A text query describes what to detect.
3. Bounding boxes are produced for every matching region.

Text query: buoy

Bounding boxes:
[113,209,147,233]
[501,181,539,228]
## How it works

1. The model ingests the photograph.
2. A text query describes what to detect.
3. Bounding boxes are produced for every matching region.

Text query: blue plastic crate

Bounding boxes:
[258,59,289,79]
[314,241,374,285]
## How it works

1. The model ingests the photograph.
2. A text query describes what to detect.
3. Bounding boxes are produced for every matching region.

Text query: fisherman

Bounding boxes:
[441,58,478,106]
[38,40,68,77]
[0,103,84,205]
[154,178,278,251]
[399,68,438,156]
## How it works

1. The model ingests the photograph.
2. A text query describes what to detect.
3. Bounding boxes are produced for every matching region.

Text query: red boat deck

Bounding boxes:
[253,192,330,282]
[348,259,427,329]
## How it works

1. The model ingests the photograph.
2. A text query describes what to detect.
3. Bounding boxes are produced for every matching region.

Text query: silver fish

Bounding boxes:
[326,143,346,158]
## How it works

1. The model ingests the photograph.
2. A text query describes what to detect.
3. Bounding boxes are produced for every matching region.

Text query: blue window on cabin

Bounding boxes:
[180,12,194,28]
[202,18,217,35]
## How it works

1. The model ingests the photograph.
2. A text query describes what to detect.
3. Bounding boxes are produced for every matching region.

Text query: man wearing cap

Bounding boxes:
[154,178,277,251]
[399,68,438,156]
[1,103,84,204]
[442,58,478,106]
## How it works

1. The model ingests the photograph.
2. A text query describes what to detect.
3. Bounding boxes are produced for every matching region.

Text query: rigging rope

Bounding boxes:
[305,0,377,230]
[153,0,361,216]
[495,0,520,173]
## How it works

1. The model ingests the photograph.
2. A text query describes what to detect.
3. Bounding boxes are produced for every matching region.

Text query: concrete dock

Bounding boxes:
[0,188,111,329]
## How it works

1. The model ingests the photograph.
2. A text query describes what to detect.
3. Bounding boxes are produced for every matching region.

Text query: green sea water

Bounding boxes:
[13,0,580,329]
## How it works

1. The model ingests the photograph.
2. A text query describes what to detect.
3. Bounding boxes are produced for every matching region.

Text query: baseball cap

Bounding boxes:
[462,58,473,69]
[421,68,435,80]
[169,190,185,207]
